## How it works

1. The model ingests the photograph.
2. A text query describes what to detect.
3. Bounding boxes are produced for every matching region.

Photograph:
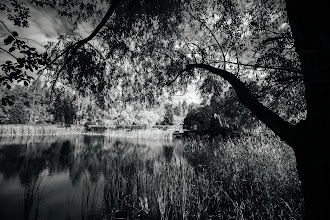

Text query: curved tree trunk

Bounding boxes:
[186,63,330,219]
[285,0,330,219]
[184,1,330,218]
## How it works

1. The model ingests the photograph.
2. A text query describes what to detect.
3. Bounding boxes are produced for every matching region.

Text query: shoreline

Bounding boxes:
[0,124,175,140]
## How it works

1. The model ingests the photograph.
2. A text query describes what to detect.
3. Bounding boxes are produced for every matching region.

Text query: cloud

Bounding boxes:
[0,2,73,81]
[75,22,94,38]
[0,2,74,51]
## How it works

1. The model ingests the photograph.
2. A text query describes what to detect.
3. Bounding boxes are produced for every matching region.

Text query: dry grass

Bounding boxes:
[0,124,84,136]
[0,125,174,140]
[103,128,174,140]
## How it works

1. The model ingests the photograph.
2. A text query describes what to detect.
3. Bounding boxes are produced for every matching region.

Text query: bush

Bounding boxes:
[8,102,30,124]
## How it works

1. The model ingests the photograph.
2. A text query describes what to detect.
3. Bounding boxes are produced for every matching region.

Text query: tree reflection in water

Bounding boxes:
[0,135,181,220]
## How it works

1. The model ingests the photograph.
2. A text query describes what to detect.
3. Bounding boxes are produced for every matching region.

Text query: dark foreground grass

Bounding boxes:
[102,133,303,220]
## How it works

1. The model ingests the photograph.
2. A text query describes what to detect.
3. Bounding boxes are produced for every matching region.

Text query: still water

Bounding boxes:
[0,135,184,220]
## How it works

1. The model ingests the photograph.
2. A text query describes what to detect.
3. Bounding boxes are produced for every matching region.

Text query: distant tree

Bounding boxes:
[173,102,182,116]
[207,88,258,132]
[184,106,212,132]
[8,101,30,124]
[0,107,7,124]
[53,90,77,127]
[0,85,43,124]
[187,102,198,113]
[28,82,53,123]
[163,104,174,125]
[181,100,188,115]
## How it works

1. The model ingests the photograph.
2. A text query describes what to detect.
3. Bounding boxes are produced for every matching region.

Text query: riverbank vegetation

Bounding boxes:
[0,124,175,140]
[5,132,302,219]
[100,132,303,219]
[0,84,194,129]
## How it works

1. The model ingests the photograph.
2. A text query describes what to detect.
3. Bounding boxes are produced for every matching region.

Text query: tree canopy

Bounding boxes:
[0,0,304,120]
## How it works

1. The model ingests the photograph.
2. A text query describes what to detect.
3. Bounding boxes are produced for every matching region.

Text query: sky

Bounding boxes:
[172,84,201,104]
[0,0,201,104]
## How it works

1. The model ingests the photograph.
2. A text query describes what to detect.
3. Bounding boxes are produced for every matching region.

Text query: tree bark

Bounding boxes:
[285,0,330,219]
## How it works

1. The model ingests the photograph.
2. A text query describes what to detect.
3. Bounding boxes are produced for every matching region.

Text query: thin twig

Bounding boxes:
[0,47,18,59]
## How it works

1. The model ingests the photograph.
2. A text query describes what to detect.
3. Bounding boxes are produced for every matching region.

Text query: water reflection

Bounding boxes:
[0,135,183,220]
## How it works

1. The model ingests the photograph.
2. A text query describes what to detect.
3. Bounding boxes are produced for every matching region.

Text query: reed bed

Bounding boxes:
[103,128,174,140]
[8,131,303,219]
[0,125,174,140]
[0,124,84,136]
[102,133,303,219]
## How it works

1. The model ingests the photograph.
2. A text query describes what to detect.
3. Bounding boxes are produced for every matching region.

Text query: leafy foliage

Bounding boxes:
[0,0,306,125]
[161,103,174,125]
[0,84,52,124]
[52,89,77,127]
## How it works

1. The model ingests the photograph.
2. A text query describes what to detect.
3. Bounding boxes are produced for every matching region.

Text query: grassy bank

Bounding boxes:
[102,133,303,219]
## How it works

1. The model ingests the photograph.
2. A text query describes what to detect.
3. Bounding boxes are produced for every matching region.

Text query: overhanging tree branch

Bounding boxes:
[34,0,122,86]
[0,47,18,59]
[183,63,301,147]
[225,60,302,74]
[187,11,227,69]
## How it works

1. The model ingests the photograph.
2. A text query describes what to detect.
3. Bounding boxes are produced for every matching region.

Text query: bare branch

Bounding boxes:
[0,47,18,59]
[166,68,190,86]
[0,21,13,35]
[225,60,301,74]
[187,11,227,69]
[86,42,106,60]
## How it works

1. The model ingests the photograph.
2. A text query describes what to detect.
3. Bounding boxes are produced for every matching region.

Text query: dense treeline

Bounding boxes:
[0,83,197,127]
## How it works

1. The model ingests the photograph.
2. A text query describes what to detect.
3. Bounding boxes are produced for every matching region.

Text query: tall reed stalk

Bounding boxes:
[18,170,50,220]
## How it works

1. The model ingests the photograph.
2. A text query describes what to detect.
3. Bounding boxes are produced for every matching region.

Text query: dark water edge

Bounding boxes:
[0,135,182,220]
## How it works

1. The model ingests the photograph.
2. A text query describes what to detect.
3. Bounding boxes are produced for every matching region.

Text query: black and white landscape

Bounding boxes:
[1,0,329,219]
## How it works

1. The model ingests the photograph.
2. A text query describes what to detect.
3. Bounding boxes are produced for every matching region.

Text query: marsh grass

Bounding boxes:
[0,124,84,136]
[81,172,104,220]
[179,135,303,219]
[10,131,303,219]
[0,125,173,140]
[18,170,51,220]
[103,128,174,140]
[64,169,104,220]
[102,133,303,219]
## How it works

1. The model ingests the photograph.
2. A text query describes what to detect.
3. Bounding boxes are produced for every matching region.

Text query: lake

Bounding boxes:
[0,135,184,220]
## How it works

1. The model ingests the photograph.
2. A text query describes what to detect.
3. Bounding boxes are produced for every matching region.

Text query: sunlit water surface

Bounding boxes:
[0,135,183,220]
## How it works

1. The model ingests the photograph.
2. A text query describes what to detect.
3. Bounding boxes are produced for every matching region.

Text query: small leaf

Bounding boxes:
[17,58,25,64]
[9,47,15,52]
[4,36,14,45]
[12,31,18,37]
